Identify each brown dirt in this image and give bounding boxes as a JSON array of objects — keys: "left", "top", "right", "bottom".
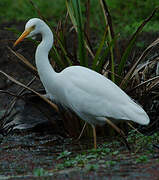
[{"left": 0, "top": 21, "right": 43, "bottom": 109}]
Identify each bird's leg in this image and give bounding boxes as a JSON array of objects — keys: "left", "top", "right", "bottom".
[
  {"left": 105, "top": 118, "right": 131, "bottom": 151},
  {"left": 105, "top": 119, "right": 125, "bottom": 136},
  {"left": 76, "top": 122, "right": 87, "bottom": 141},
  {"left": 92, "top": 125, "right": 97, "bottom": 149}
]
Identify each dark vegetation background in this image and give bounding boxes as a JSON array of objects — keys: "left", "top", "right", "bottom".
[
  {"left": 0, "top": 0, "right": 159, "bottom": 133},
  {"left": 0, "top": 0, "right": 159, "bottom": 37}
]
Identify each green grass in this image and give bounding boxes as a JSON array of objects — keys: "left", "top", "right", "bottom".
[
  {"left": 1, "top": 0, "right": 159, "bottom": 36},
  {"left": 106, "top": 0, "right": 159, "bottom": 36},
  {"left": 54, "top": 131, "right": 159, "bottom": 170},
  {"left": 135, "top": 155, "right": 149, "bottom": 163},
  {"left": 0, "top": 0, "right": 66, "bottom": 25},
  {"left": 33, "top": 168, "right": 49, "bottom": 176},
  {"left": 54, "top": 131, "right": 159, "bottom": 171}
]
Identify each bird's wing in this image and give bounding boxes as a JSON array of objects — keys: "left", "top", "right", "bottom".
[
  {"left": 59, "top": 66, "right": 129, "bottom": 115},
  {"left": 58, "top": 66, "right": 149, "bottom": 125}
]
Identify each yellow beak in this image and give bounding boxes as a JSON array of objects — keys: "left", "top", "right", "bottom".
[{"left": 13, "top": 27, "right": 32, "bottom": 47}]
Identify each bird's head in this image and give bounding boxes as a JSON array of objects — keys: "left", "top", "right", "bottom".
[{"left": 14, "top": 18, "right": 44, "bottom": 47}]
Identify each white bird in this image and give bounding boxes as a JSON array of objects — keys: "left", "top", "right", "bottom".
[{"left": 14, "top": 18, "right": 150, "bottom": 149}]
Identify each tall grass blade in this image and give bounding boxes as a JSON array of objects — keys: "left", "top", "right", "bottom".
[
  {"left": 67, "top": 0, "right": 88, "bottom": 67},
  {"left": 66, "top": 0, "right": 94, "bottom": 60},
  {"left": 99, "top": 0, "right": 116, "bottom": 82},
  {"left": 95, "top": 36, "right": 117, "bottom": 73},
  {"left": 66, "top": 0, "right": 77, "bottom": 31},
  {"left": 118, "top": 7, "right": 159, "bottom": 79},
  {"left": 85, "top": 0, "right": 90, "bottom": 41},
  {"left": 92, "top": 26, "right": 108, "bottom": 71},
  {"left": 110, "top": 42, "right": 115, "bottom": 82},
  {"left": 54, "top": 39, "right": 73, "bottom": 67},
  {"left": 73, "top": 0, "right": 87, "bottom": 67},
  {"left": 100, "top": 0, "right": 115, "bottom": 40},
  {"left": 50, "top": 47, "right": 66, "bottom": 68}
]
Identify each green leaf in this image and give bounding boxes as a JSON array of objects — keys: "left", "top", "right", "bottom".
[
  {"left": 92, "top": 26, "right": 108, "bottom": 71},
  {"left": 95, "top": 36, "right": 117, "bottom": 73},
  {"left": 67, "top": 0, "right": 88, "bottom": 67},
  {"left": 50, "top": 47, "right": 66, "bottom": 68},
  {"left": 52, "top": 30, "right": 73, "bottom": 67},
  {"left": 99, "top": 0, "right": 117, "bottom": 82},
  {"left": 66, "top": 0, "right": 77, "bottom": 31}
]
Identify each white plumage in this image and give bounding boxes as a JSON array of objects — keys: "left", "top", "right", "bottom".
[{"left": 14, "top": 18, "right": 150, "bottom": 148}]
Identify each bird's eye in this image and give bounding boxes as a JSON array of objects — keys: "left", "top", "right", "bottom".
[{"left": 31, "top": 25, "right": 36, "bottom": 30}]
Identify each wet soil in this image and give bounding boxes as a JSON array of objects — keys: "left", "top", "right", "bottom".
[
  {"left": 0, "top": 131, "right": 159, "bottom": 180},
  {"left": 0, "top": 21, "right": 159, "bottom": 179}
]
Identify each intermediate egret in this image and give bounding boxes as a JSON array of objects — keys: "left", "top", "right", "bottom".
[{"left": 14, "top": 18, "right": 150, "bottom": 149}]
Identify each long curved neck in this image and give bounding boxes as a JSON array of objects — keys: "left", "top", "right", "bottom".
[
  {"left": 35, "top": 23, "right": 57, "bottom": 89},
  {"left": 35, "top": 24, "right": 54, "bottom": 73}
]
